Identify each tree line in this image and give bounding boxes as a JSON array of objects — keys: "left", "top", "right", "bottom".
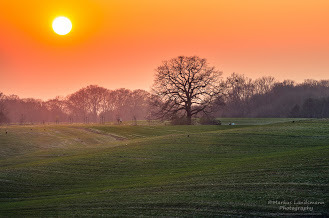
[
  {"left": 219, "top": 74, "right": 329, "bottom": 118},
  {"left": 0, "top": 87, "right": 150, "bottom": 124},
  {"left": 1, "top": 56, "right": 329, "bottom": 125}
]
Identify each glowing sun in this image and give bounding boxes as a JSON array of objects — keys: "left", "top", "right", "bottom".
[{"left": 52, "top": 17, "right": 72, "bottom": 35}]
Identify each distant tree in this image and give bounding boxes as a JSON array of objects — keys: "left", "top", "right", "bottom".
[
  {"left": 130, "top": 89, "right": 150, "bottom": 121},
  {"left": 282, "top": 80, "right": 295, "bottom": 87},
  {"left": 151, "top": 56, "right": 223, "bottom": 125},
  {"left": 302, "top": 98, "right": 318, "bottom": 118},
  {"left": 0, "top": 93, "right": 9, "bottom": 124},
  {"left": 254, "top": 76, "right": 275, "bottom": 94},
  {"left": 67, "top": 85, "right": 109, "bottom": 122},
  {"left": 111, "top": 88, "right": 132, "bottom": 121},
  {"left": 19, "top": 98, "right": 44, "bottom": 124},
  {"left": 19, "top": 113, "right": 25, "bottom": 125},
  {"left": 91, "top": 88, "right": 150, "bottom": 123},
  {"left": 289, "top": 104, "right": 301, "bottom": 118},
  {"left": 45, "top": 97, "right": 67, "bottom": 123},
  {"left": 132, "top": 115, "right": 137, "bottom": 126},
  {"left": 318, "top": 80, "right": 329, "bottom": 87},
  {"left": 301, "top": 97, "right": 329, "bottom": 118},
  {"left": 84, "top": 85, "right": 109, "bottom": 122},
  {"left": 223, "top": 73, "right": 255, "bottom": 117},
  {"left": 321, "top": 97, "right": 329, "bottom": 118},
  {"left": 303, "top": 79, "right": 318, "bottom": 87},
  {"left": 225, "top": 73, "right": 255, "bottom": 102}
]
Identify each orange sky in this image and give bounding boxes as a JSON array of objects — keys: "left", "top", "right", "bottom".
[{"left": 1, "top": 0, "right": 329, "bottom": 100}]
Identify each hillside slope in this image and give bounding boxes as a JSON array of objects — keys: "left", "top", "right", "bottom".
[{"left": 0, "top": 119, "right": 328, "bottom": 216}]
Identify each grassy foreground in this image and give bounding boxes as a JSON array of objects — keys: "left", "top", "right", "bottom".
[{"left": 0, "top": 119, "right": 328, "bottom": 216}]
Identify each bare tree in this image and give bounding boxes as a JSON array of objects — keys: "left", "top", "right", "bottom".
[
  {"left": 111, "top": 88, "right": 132, "bottom": 120},
  {"left": 67, "top": 89, "right": 89, "bottom": 122},
  {"left": 45, "top": 96, "right": 67, "bottom": 123},
  {"left": 151, "top": 56, "right": 223, "bottom": 125},
  {"left": 130, "top": 89, "right": 150, "bottom": 121},
  {"left": 254, "top": 76, "right": 275, "bottom": 94},
  {"left": 84, "top": 85, "right": 109, "bottom": 122},
  {"left": 225, "top": 73, "right": 255, "bottom": 101},
  {"left": 0, "top": 92, "right": 9, "bottom": 124},
  {"left": 66, "top": 85, "right": 109, "bottom": 123},
  {"left": 223, "top": 73, "right": 255, "bottom": 117}
]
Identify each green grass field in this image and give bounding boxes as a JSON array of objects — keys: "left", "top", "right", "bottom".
[{"left": 0, "top": 118, "right": 328, "bottom": 216}]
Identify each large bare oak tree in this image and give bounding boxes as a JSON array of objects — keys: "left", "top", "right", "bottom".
[{"left": 151, "top": 56, "right": 223, "bottom": 124}]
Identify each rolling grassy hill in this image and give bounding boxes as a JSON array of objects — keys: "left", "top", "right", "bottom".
[{"left": 0, "top": 119, "right": 328, "bottom": 216}]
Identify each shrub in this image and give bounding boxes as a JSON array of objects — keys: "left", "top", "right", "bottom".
[
  {"left": 170, "top": 116, "right": 191, "bottom": 125},
  {"left": 199, "top": 116, "right": 221, "bottom": 125}
]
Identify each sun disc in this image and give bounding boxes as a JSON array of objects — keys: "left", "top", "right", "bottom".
[{"left": 52, "top": 17, "right": 72, "bottom": 35}]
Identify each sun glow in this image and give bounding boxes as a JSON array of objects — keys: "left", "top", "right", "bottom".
[{"left": 52, "top": 16, "right": 72, "bottom": 35}]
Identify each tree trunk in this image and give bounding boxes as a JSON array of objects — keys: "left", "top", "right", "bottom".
[
  {"left": 186, "top": 114, "right": 192, "bottom": 125},
  {"left": 186, "top": 100, "right": 192, "bottom": 125}
]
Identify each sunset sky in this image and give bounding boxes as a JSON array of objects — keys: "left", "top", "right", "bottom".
[{"left": 1, "top": 0, "right": 329, "bottom": 100}]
